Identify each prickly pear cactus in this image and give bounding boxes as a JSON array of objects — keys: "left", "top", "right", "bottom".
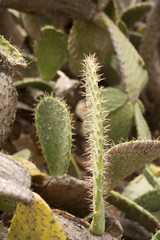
[
  {"left": 104, "top": 140, "right": 160, "bottom": 194},
  {"left": 68, "top": 20, "right": 112, "bottom": 75},
  {"left": 35, "top": 96, "right": 72, "bottom": 178},
  {"left": 121, "top": 2, "right": 153, "bottom": 29},
  {"left": 0, "top": 35, "right": 26, "bottom": 67},
  {"left": 0, "top": 36, "right": 26, "bottom": 148},
  {"left": 35, "top": 26, "right": 67, "bottom": 81},
  {"left": 94, "top": 12, "right": 148, "bottom": 103},
  {"left": 107, "top": 190, "right": 160, "bottom": 232},
  {"left": 8, "top": 192, "right": 66, "bottom": 240},
  {"left": 82, "top": 55, "right": 106, "bottom": 236},
  {"left": 134, "top": 102, "right": 151, "bottom": 140},
  {"left": 0, "top": 72, "right": 17, "bottom": 148}
]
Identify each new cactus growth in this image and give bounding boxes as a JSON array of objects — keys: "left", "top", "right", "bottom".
[
  {"left": 35, "top": 96, "right": 72, "bottom": 178},
  {"left": 82, "top": 55, "right": 106, "bottom": 235}
]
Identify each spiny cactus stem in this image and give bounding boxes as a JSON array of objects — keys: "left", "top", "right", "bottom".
[{"left": 82, "top": 55, "right": 105, "bottom": 236}]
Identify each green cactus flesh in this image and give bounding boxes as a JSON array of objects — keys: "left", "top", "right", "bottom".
[
  {"left": 101, "top": 87, "right": 127, "bottom": 113},
  {"left": 0, "top": 35, "right": 26, "bottom": 67},
  {"left": 122, "top": 174, "right": 154, "bottom": 201},
  {"left": 94, "top": 12, "right": 148, "bottom": 103},
  {"left": 135, "top": 188, "right": 160, "bottom": 212},
  {"left": 104, "top": 140, "right": 160, "bottom": 194},
  {"left": 14, "top": 78, "right": 55, "bottom": 95},
  {"left": 134, "top": 101, "right": 151, "bottom": 140},
  {"left": 35, "top": 26, "right": 67, "bottom": 81},
  {"left": 68, "top": 19, "right": 112, "bottom": 75},
  {"left": 82, "top": 55, "right": 105, "bottom": 235},
  {"left": 121, "top": 2, "right": 153, "bottom": 29},
  {"left": 143, "top": 165, "right": 160, "bottom": 188},
  {"left": 107, "top": 190, "right": 160, "bottom": 232},
  {"left": 105, "top": 101, "right": 134, "bottom": 144},
  {"left": 35, "top": 96, "right": 72, "bottom": 178}
]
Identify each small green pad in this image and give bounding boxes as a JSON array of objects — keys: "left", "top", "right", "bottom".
[
  {"left": 35, "top": 26, "right": 67, "bottom": 81},
  {"left": 35, "top": 97, "right": 72, "bottom": 178},
  {"left": 0, "top": 35, "right": 26, "bottom": 67},
  {"left": 8, "top": 192, "right": 66, "bottom": 240}
]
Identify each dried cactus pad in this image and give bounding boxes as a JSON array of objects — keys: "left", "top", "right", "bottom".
[
  {"left": 0, "top": 153, "right": 33, "bottom": 213},
  {"left": 8, "top": 192, "right": 66, "bottom": 240},
  {"left": 0, "top": 72, "right": 17, "bottom": 148},
  {"left": 0, "top": 35, "right": 26, "bottom": 67}
]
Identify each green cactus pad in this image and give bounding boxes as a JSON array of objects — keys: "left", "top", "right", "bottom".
[
  {"left": 134, "top": 102, "right": 151, "bottom": 140},
  {"left": 8, "top": 192, "right": 66, "bottom": 240},
  {"left": 143, "top": 166, "right": 160, "bottom": 188},
  {"left": 122, "top": 174, "right": 154, "bottom": 201},
  {"left": 35, "top": 96, "right": 72, "bottom": 178},
  {"left": 68, "top": 20, "right": 112, "bottom": 75},
  {"left": 14, "top": 78, "right": 55, "bottom": 94},
  {"left": 107, "top": 190, "right": 160, "bottom": 232},
  {"left": 121, "top": 2, "right": 153, "bottom": 29},
  {"left": 104, "top": 140, "right": 160, "bottom": 194},
  {"left": 35, "top": 26, "right": 67, "bottom": 81},
  {"left": 135, "top": 188, "right": 160, "bottom": 212},
  {"left": 0, "top": 35, "right": 26, "bottom": 67},
  {"left": 106, "top": 101, "right": 134, "bottom": 144},
  {"left": 94, "top": 12, "right": 148, "bottom": 103},
  {"left": 102, "top": 87, "right": 127, "bottom": 113}
]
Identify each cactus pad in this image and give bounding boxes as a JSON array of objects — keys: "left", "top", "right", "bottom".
[
  {"left": 102, "top": 87, "right": 127, "bottom": 113},
  {"left": 104, "top": 140, "right": 160, "bottom": 194},
  {"left": 68, "top": 20, "right": 112, "bottom": 75},
  {"left": 8, "top": 192, "right": 66, "bottom": 240},
  {"left": 94, "top": 12, "right": 148, "bottom": 103},
  {"left": 107, "top": 190, "right": 160, "bottom": 232},
  {"left": 0, "top": 35, "right": 26, "bottom": 67},
  {"left": 121, "top": 2, "right": 153, "bottom": 29},
  {"left": 35, "top": 96, "right": 72, "bottom": 178},
  {"left": 134, "top": 101, "right": 151, "bottom": 140},
  {"left": 106, "top": 101, "right": 134, "bottom": 143},
  {"left": 0, "top": 72, "right": 17, "bottom": 148},
  {"left": 82, "top": 55, "right": 105, "bottom": 235},
  {"left": 35, "top": 26, "right": 67, "bottom": 81}
]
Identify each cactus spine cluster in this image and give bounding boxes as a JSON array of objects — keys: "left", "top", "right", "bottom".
[{"left": 82, "top": 55, "right": 106, "bottom": 235}]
